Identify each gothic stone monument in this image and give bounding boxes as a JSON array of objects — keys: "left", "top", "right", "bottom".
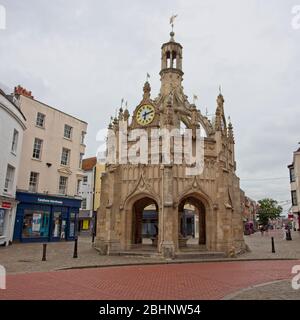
[{"left": 95, "top": 31, "right": 246, "bottom": 258}]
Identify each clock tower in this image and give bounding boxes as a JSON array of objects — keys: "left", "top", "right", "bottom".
[{"left": 95, "top": 29, "right": 246, "bottom": 259}]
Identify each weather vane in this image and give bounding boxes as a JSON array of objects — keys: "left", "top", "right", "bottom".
[{"left": 170, "top": 14, "right": 178, "bottom": 32}]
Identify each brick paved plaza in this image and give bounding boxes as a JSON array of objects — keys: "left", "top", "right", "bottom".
[
  {"left": 0, "top": 230, "right": 300, "bottom": 299},
  {"left": 0, "top": 260, "right": 299, "bottom": 300}
]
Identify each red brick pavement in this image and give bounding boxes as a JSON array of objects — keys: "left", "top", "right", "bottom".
[{"left": 0, "top": 260, "right": 299, "bottom": 300}]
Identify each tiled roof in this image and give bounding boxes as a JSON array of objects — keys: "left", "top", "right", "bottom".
[{"left": 82, "top": 157, "right": 97, "bottom": 171}]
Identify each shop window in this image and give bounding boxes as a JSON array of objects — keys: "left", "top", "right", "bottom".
[
  {"left": 69, "top": 212, "right": 77, "bottom": 238},
  {"left": 0, "top": 209, "right": 5, "bottom": 236},
  {"left": 64, "top": 124, "right": 73, "bottom": 139},
  {"left": 52, "top": 212, "right": 66, "bottom": 239},
  {"left": 22, "top": 210, "right": 50, "bottom": 238}
]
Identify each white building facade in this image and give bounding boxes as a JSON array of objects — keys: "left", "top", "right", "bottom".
[
  {"left": 78, "top": 157, "right": 97, "bottom": 233},
  {"left": 288, "top": 146, "right": 300, "bottom": 231},
  {"left": 0, "top": 89, "right": 26, "bottom": 246}
]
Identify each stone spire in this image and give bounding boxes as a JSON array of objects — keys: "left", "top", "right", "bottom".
[
  {"left": 215, "top": 91, "right": 225, "bottom": 132},
  {"left": 160, "top": 31, "right": 184, "bottom": 96},
  {"left": 228, "top": 117, "right": 234, "bottom": 143},
  {"left": 142, "top": 81, "right": 151, "bottom": 102}
]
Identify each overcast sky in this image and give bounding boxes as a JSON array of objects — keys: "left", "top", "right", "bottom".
[{"left": 0, "top": 0, "right": 299, "bottom": 212}]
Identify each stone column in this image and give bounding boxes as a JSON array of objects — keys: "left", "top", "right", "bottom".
[
  {"left": 159, "top": 164, "right": 176, "bottom": 258},
  {"left": 104, "top": 168, "right": 121, "bottom": 255}
]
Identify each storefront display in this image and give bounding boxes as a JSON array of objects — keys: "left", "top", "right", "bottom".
[
  {"left": 14, "top": 192, "right": 81, "bottom": 243},
  {"left": 22, "top": 210, "right": 50, "bottom": 238}
]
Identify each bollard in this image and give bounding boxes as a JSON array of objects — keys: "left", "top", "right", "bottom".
[
  {"left": 287, "top": 229, "right": 292, "bottom": 241},
  {"left": 271, "top": 237, "right": 275, "bottom": 253},
  {"left": 73, "top": 238, "right": 78, "bottom": 258},
  {"left": 42, "top": 243, "right": 47, "bottom": 261}
]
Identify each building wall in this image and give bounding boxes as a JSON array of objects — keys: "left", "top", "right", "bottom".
[
  {"left": 16, "top": 95, "right": 87, "bottom": 196},
  {"left": 0, "top": 92, "right": 26, "bottom": 245},
  {"left": 291, "top": 150, "right": 300, "bottom": 213},
  {"left": 94, "top": 163, "right": 105, "bottom": 211},
  {"left": 79, "top": 169, "right": 94, "bottom": 211}
]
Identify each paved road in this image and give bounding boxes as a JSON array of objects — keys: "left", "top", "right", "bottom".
[{"left": 0, "top": 260, "right": 299, "bottom": 300}]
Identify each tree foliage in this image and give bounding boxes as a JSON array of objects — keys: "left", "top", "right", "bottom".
[{"left": 257, "top": 198, "right": 282, "bottom": 226}]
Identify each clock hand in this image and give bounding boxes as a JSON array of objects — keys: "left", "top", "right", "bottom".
[{"left": 143, "top": 110, "right": 154, "bottom": 118}]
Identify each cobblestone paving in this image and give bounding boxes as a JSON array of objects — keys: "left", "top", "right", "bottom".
[
  {"left": 240, "top": 229, "right": 300, "bottom": 260},
  {"left": 0, "top": 260, "right": 298, "bottom": 300}
]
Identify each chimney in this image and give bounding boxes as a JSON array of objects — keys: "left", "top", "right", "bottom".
[{"left": 14, "top": 85, "right": 34, "bottom": 99}]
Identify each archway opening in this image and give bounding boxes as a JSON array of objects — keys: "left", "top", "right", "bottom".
[
  {"left": 132, "top": 197, "right": 159, "bottom": 248},
  {"left": 178, "top": 196, "right": 206, "bottom": 248}
]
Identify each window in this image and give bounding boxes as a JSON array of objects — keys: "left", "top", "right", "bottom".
[
  {"left": 64, "top": 124, "right": 73, "bottom": 139},
  {"left": 0, "top": 209, "right": 5, "bottom": 236},
  {"left": 36, "top": 112, "right": 45, "bottom": 128},
  {"left": 77, "top": 180, "right": 81, "bottom": 195},
  {"left": 59, "top": 176, "right": 68, "bottom": 194},
  {"left": 81, "top": 131, "right": 86, "bottom": 144},
  {"left": 4, "top": 165, "right": 15, "bottom": 193},
  {"left": 290, "top": 167, "right": 296, "bottom": 183},
  {"left": 79, "top": 153, "right": 84, "bottom": 168},
  {"left": 291, "top": 190, "right": 298, "bottom": 206},
  {"left": 81, "top": 198, "right": 87, "bottom": 210},
  {"left": 11, "top": 129, "right": 19, "bottom": 153},
  {"left": 83, "top": 176, "right": 88, "bottom": 185},
  {"left": 69, "top": 212, "right": 77, "bottom": 238},
  {"left": 22, "top": 209, "right": 50, "bottom": 238},
  {"left": 32, "top": 138, "right": 43, "bottom": 160},
  {"left": 61, "top": 148, "right": 70, "bottom": 166},
  {"left": 29, "top": 172, "right": 39, "bottom": 192}
]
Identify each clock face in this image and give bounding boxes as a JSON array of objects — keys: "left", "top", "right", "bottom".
[{"left": 136, "top": 104, "right": 155, "bottom": 125}]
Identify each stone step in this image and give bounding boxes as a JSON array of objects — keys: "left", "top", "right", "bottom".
[
  {"left": 175, "top": 251, "right": 226, "bottom": 260},
  {"left": 119, "top": 251, "right": 161, "bottom": 257}
]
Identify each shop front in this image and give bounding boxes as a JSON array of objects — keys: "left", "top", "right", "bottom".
[
  {"left": 0, "top": 198, "right": 17, "bottom": 246},
  {"left": 78, "top": 210, "right": 93, "bottom": 234},
  {"left": 13, "top": 192, "right": 81, "bottom": 243}
]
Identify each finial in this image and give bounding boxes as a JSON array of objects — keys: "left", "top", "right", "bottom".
[
  {"left": 193, "top": 94, "right": 198, "bottom": 105},
  {"left": 169, "top": 14, "right": 178, "bottom": 41},
  {"left": 219, "top": 85, "right": 222, "bottom": 95},
  {"left": 146, "top": 73, "right": 150, "bottom": 82}
]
